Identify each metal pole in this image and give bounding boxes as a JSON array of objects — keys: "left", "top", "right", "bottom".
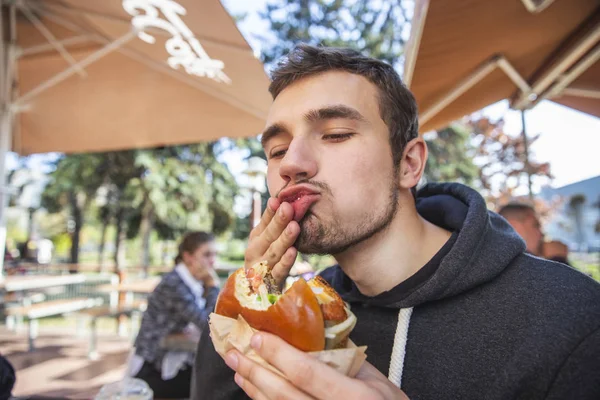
[
  {"left": 0, "top": 112, "right": 12, "bottom": 278},
  {"left": 0, "top": 3, "right": 5, "bottom": 100},
  {"left": 19, "top": 3, "right": 87, "bottom": 77},
  {"left": 521, "top": 109, "right": 533, "bottom": 200},
  {"left": 0, "top": 3, "right": 10, "bottom": 279}
]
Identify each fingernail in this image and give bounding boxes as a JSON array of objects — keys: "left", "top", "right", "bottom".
[
  {"left": 251, "top": 334, "right": 262, "bottom": 350},
  {"left": 234, "top": 373, "right": 244, "bottom": 387},
  {"left": 225, "top": 352, "right": 238, "bottom": 369},
  {"left": 286, "top": 224, "right": 294, "bottom": 235}
]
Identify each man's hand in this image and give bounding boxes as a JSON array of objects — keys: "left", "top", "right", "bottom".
[
  {"left": 223, "top": 332, "right": 409, "bottom": 400},
  {"left": 245, "top": 198, "right": 300, "bottom": 286}
]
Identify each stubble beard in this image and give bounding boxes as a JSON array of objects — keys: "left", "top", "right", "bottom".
[{"left": 295, "top": 176, "right": 400, "bottom": 255}]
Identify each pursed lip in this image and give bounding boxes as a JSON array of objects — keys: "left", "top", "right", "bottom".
[{"left": 277, "top": 184, "right": 321, "bottom": 204}]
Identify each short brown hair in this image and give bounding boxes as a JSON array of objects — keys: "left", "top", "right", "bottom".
[
  {"left": 269, "top": 44, "right": 419, "bottom": 169},
  {"left": 497, "top": 202, "right": 536, "bottom": 221}
]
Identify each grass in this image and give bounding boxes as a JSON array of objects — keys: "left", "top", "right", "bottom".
[{"left": 570, "top": 253, "right": 600, "bottom": 282}]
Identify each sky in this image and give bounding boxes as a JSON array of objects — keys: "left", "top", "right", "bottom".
[{"left": 221, "top": 0, "right": 600, "bottom": 193}]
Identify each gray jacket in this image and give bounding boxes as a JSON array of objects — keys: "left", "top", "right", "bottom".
[{"left": 134, "top": 268, "right": 219, "bottom": 371}]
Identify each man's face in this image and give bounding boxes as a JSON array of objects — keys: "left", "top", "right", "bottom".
[
  {"left": 511, "top": 212, "right": 543, "bottom": 256},
  {"left": 262, "top": 71, "right": 400, "bottom": 254}
]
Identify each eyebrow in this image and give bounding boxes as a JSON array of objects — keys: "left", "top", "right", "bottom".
[
  {"left": 260, "top": 123, "right": 288, "bottom": 148},
  {"left": 304, "top": 104, "right": 367, "bottom": 124},
  {"left": 261, "top": 105, "right": 367, "bottom": 148}
]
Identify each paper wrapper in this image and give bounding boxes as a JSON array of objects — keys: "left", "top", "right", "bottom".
[{"left": 209, "top": 313, "right": 367, "bottom": 378}]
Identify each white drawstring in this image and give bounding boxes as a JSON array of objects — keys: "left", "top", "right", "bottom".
[{"left": 388, "top": 307, "right": 414, "bottom": 388}]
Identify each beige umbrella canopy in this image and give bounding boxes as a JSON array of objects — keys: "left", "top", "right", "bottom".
[
  {"left": 0, "top": 0, "right": 272, "bottom": 275},
  {"left": 6, "top": 0, "right": 272, "bottom": 154},
  {"left": 404, "top": 0, "right": 600, "bottom": 133}
]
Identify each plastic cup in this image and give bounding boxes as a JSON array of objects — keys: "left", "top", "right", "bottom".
[{"left": 94, "top": 378, "right": 153, "bottom": 400}]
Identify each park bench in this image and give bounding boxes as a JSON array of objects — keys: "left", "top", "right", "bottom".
[{"left": 5, "top": 297, "right": 104, "bottom": 350}]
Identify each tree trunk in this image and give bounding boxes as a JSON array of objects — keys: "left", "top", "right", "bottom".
[
  {"left": 26, "top": 208, "right": 35, "bottom": 240},
  {"left": 69, "top": 191, "right": 82, "bottom": 272},
  {"left": 113, "top": 207, "right": 126, "bottom": 271},
  {"left": 98, "top": 216, "right": 110, "bottom": 272},
  {"left": 140, "top": 198, "right": 155, "bottom": 277}
]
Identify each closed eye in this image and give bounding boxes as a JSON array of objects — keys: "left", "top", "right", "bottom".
[
  {"left": 268, "top": 148, "right": 287, "bottom": 160},
  {"left": 322, "top": 133, "right": 355, "bottom": 142}
]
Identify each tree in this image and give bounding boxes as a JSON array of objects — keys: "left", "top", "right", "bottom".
[
  {"left": 94, "top": 150, "right": 141, "bottom": 270},
  {"left": 259, "top": 0, "right": 410, "bottom": 67},
  {"left": 468, "top": 117, "right": 552, "bottom": 207},
  {"left": 423, "top": 123, "right": 479, "bottom": 185},
  {"left": 41, "top": 154, "right": 108, "bottom": 264},
  {"left": 94, "top": 142, "right": 238, "bottom": 273}
]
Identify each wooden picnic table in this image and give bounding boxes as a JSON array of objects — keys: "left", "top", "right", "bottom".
[
  {"left": 97, "top": 277, "right": 161, "bottom": 294},
  {"left": 0, "top": 274, "right": 110, "bottom": 351},
  {"left": 0, "top": 274, "right": 87, "bottom": 292}
]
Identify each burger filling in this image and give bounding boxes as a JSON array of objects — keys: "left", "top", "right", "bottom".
[{"left": 235, "top": 262, "right": 282, "bottom": 310}]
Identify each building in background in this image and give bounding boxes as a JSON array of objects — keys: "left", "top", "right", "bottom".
[{"left": 540, "top": 176, "right": 600, "bottom": 252}]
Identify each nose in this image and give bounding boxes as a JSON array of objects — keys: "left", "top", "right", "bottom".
[{"left": 278, "top": 137, "right": 317, "bottom": 184}]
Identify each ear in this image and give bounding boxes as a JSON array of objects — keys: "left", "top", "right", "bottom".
[
  {"left": 399, "top": 137, "right": 428, "bottom": 190},
  {"left": 181, "top": 251, "right": 191, "bottom": 264}
]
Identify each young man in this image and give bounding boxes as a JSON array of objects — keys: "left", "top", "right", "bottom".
[{"left": 192, "top": 45, "right": 600, "bottom": 399}]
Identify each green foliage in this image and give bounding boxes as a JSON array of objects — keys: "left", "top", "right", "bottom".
[
  {"left": 52, "top": 233, "right": 72, "bottom": 258},
  {"left": 36, "top": 137, "right": 239, "bottom": 266},
  {"left": 423, "top": 123, "right": 479, "bottom": 185},
  {"left": 41, "top": 153, "right": 110, "bottom": 262},
  {"left": 41, "top": 153, "right": 107, "bottom": 213},
  {"left": 222, "top": 239, "right": 247, "bottom": 262},
  {"left": 259, "top": 0, "right": 410, "bottom": 67}
]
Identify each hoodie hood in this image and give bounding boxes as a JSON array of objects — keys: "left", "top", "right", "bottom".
[{"left": 323, "top": 182, "right": 526, "bottom": 309}]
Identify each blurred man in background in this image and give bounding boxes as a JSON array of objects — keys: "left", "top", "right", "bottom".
[
  {"left": 498, "top": 203, "right": 544, "bottom": 256},
  {"left": 498, "top": 202, "right": 570, "bottom": 265}
]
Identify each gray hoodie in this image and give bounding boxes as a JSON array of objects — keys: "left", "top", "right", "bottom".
[{"left": 192, "top": 183, "right": 600, "bottom": 399}]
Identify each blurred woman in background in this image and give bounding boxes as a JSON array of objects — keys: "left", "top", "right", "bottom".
[{"left": 130, "top": 231, "right": 220, "bottom": 399}]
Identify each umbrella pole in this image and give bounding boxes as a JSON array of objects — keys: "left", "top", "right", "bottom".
[
  {"left": 0, "top": 4, "right": 5, "bottom": 279},
  {"left": 0, "top": 110, "right": 11, "bottom": 279},
  {"left": 0, "top": 2, "right": 15, "bottom": 279},
  {"left": 521, "top": 109, "right": 533, "bottom": 200}
]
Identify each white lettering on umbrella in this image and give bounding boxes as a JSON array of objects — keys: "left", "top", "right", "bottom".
[{"left": 123, "top": 0, "right": 231, "bottom": 84}]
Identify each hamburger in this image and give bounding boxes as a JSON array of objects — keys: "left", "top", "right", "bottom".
[{"left": 214, "top": 261, "right": 357, "bottom": 352}]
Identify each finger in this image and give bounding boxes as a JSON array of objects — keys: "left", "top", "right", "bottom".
[
  {"left": 263, "top": 220, "right": 299, "bottom": 268},
  {"left": 226, "top": 350, "right": 312, "bottom": 400},
  {"left": 271, "top": 246, "right": 298, "bottom": 286},
  {"left": 255, "top": 202, "right": 294, "bottom": 255},
  {"left": 250, "top": 198, "right": 280, "bottom": 240},
  {"left": 355, "top": 361, "right": 389, "bottom": 383},
  {"left": 355, "top": 362, "right": 409, "bottom": 399},
  {"left": 250, "top": 332, "right": 364, "bottom": 399},
  {"left": 234, "top": 373, "right": 268, "bottom": 400}
]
